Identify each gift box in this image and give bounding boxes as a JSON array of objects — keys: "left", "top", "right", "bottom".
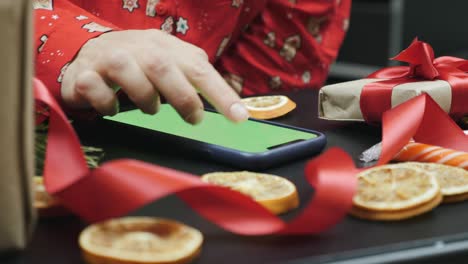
[
  {"left": 319, "top": 39, "right": 468, "bottom": 123},
  {"left": 0, "top": 0, "right": 36, "bottom": 252}
]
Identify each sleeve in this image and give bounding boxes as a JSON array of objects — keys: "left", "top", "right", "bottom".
[
  {"left": 216, "top": 0, "right": 352, "bottom": 96},
  {"left": 34, "top": 0, "right": 119, "bottom": 104}
]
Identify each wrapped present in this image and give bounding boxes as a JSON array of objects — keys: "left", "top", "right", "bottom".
[{"left": 319, "top": 39, "right": 468, "bottom": 123}]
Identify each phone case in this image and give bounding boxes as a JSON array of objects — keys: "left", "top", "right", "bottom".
[
  {"left": 193, "top": 111, "right": 327, "bottom": 170},
  {"left": 101, "top": 110, "right": 327, "bottom": 171}
]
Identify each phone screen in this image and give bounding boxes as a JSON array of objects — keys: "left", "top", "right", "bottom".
[{"left": 104, "top": 104, "right": 317, "bottom": 153}]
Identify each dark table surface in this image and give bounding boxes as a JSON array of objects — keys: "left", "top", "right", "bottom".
[{"left": 4, "top": 90, "right": 468, "bottom": 264}]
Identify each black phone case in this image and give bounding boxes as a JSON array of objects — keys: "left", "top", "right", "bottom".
[{"left": 101, "top": 112, "right": 327, "bottom": 171}]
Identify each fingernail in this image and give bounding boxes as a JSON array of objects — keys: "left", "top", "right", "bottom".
[
  {"left": 185, "top": 108, "right": 204, "bottom": 125},
  {"left": 154, "top": 96, "right": 161, "bottom": 113},
  {"left": 115, "top": 100, "right": 120, "bottom": 114},
  {"left": 147, "top": 98, "right": 159, "bottom": 115},
  {"left": 230, "top": 102, "right": 249, "bottom": 122},
  {"left": 107, "top": 100, "right": 120, "bottom": 116}
]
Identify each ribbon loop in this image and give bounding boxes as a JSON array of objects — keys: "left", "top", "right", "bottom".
[{"left": 391, "top": 38, "right": 438, "bottom": 80}]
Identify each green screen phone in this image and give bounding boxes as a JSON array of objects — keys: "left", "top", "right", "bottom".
[{"left": 104, "top": 104, "right": 326, "bottom": 169}]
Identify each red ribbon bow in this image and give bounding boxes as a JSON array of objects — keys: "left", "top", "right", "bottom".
[{"left": 361, "top": 38, "right": 468, "bottom": 123}]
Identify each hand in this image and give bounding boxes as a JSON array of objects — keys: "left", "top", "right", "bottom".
[{"left": 61, "top": 29, "right": 249, "bottom": 124}]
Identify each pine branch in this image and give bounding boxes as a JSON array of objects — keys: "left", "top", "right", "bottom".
[{"left": 35, "top": 122, "right": 104, "bottom": 175}]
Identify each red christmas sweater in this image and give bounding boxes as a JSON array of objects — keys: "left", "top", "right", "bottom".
[{"left": 34, "top": 0, "right": 351, "bottom": 103}]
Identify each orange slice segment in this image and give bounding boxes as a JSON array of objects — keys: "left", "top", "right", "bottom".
[
  {"left": 79, "top": 217, "right": 203, "bottom": 264},
  {"left": 201, "top": 171, "right": 299, "bottom": 215},
  {"left": 399, "top": 162, "right": 468, "bottom": 202},
  {"left": 353, "top": 164, "right": 440, "bottom": 211},
  {"left": 34, "top": 176, "right": 69, "bottom": 217},
  {"left": 241, "top": 95, "right": 296, "bottom": 119}
]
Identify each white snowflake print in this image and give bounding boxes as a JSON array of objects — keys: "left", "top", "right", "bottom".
[
  {"left": 176, "top": 17, "right": 189, "bottom": 35},
  {"left": 51, "top": 14, "right": 59, "bottom": 20},
  {"left": 216, "top": 36, "right": 231, "bottom": 58},
  {"left": 146, "top": 0, "right": 160, "bottom": 17},
  {"left": 33, "top": 0, "right": 53, "bottom": 10},
  {"left": 161, "top": 16, "right": 174, "bottom": 34},
  {"left": 302, "top": 71, "right": 311, "bottom": 84},
  {"left": 279, "top": 35, "right": 301, "bottom": 62},
  {"left": 269, "top": 76, "right": 282, "bottom": 90},
  {"left": 76, "top": 15, "right": 89, "bottom": 21},
  {"left": 38, "top": 35, "right": 48, "bottom": 53},
  {"left": 57, "top": 63, "right": 70, "bottom": 83},
  {"left": 123, "top": 0, "right": 139, "bottom": 12},
  {"left": 232, "top": 0, "right": 243, "bottom": 8},
  {"left": 263, "top": 32, "right": 276, "bottom": 48},
  {"left": 223, "top": 73, "right": 244, "bottom": 94},
  {"left": 343, "top": 18, "right": 350, "bottom": 32},
  {"left": 82, "top": 22, "right": 113, "bottom": 33}
]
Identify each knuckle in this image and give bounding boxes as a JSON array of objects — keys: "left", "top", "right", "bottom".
[
  {"left": 144, "top": 52, "right": 171, "bottom": 76},
  {"left": 187, "top": 59, "right": 211, "bottom": 81},
  {"left": 193, "top": 47, "right": 209, "bottom": 61},
  {"left": 147, "top": 29, "right": 167, "bottom": 44},
  {"left": 106, "top": 49, "right": 131, "bottom": 72},
  {"left": 74, "top": 71, "right": 96, "bottom": 94},
  {"left": 81, "top": 37, "right": 98, "bottom": 51},
  {"left": 147, "top": 28, "right": 162, "bottom": 38}
]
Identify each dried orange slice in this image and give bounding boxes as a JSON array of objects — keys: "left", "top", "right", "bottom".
[
  {"left": 34, "top": 176, "right": 69, "bottom": 217},
  {"left": 401, "top": 162, "right": 468, "bottom": 203},
  {"left": 350, "top": 193, "right": 442, "bottom": 221},
  {"left": 241, "top": 95, "right": 296, "bottom": 119},
  {"left": 79, "top": 217, "right": 203, "bottom": 264},
  {"left": 350, "top": 164, "right": 442, "bottom": 221},
  {"left": 201, "top": 171, "right": 299, "bottom": 215}
]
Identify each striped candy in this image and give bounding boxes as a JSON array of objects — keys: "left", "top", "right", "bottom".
[{"left": 394, "top": 142, "right": 468, "bottom": 170}]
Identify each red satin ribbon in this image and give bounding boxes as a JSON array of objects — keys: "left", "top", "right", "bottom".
[
  {"left": 361, "top": 39, "right": 468, "bottom": 123},
  {"left": 34, "top": 74, "right": 468, "bottom": 235},
  {"left": 34, "top": 78, "right": 357, "bottom": 235}
]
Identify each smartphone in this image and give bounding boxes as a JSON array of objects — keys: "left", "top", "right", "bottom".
[{"left": 103, "top": 104, "right": 326, "bottom": 170}]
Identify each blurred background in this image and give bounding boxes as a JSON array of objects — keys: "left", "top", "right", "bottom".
[{"left": 329, "top": 0, "right": 468, "bottom": 82}]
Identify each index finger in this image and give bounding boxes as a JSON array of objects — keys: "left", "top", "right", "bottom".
[{"left": 180, "top": 58, "right": 249, "bottom": 123}]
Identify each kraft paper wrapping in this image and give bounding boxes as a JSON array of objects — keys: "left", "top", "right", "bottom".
[
  {"left": 0, "top": 0, "right": 35, "bottom": 252},
  {"left": 318, "top": 78, "right": 452, "bottom": 121}
]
